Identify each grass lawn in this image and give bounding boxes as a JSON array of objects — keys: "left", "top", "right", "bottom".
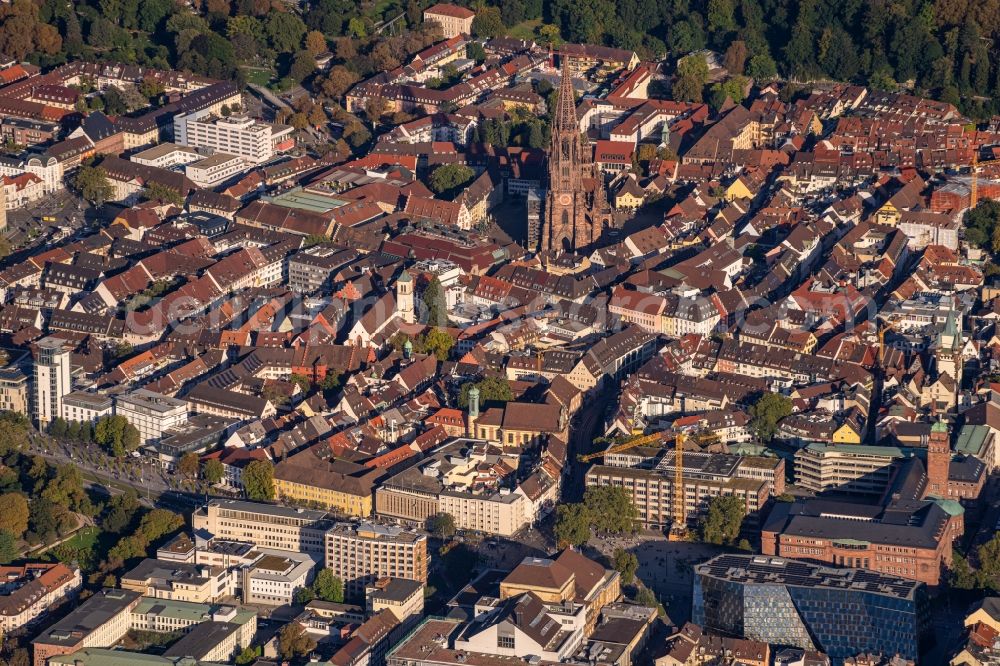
[
  {"left": 369, "top": 0, "right": 397, "bottom": 19},
  {"left": 242, "top": 67, "right": 275, "bottom": 87},
  {"left": 507, "top": 18, "right": 542, "bottom": 41},
  {"left": 55, "top": 525, "right": 99, "bottom": 552}
]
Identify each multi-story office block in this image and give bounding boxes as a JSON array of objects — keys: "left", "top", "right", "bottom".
[
  {"left": 692, "top": 554, "right": 928, "bottom": 663},
  {"left": 114, "top": 389, "right": 188, "bottom": 446},
  {"left": 324, "top": 522, "right": 428, "bottom": 601},
  {"left": 192, "top": 499, "right": 332, "bottom": 555},
  {"left": 174, "top": 110, "right": 293, "bottom": 164},
  {"left": 794, "top": 442, "right": 902, "bottom": 496}
]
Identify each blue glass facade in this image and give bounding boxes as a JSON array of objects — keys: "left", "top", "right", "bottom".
[{"left": 692, "top": 555, "right": 929, "bottom": 664}]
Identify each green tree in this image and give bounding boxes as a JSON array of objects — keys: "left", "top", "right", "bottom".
[
  {"left": 94, "top": 415, "right": 141, "bottom": 458},
  {"left": 419, "top": 328, "right": 454, "bottom": 361},
  {"left": 747, "top": 53, "right": 778, "bottom": 81},
  {"left": 49, "top": 417, "right": 68, "bottom": 438},
  {"left": 612, "top": 548, "right": 638, "bottom": 585},
  {"left": 0, "top": 529, "right": 17, "bottom": 564},
  {"left": 139, "top": 509, "right": 183, "bottom": 541},
  {"left": 144, "top": 182, "right": 183, "bottom": 205},
  {"left": 278, "top": 622, "right": 317, "bottom": 660},
  {"left": 977, "top": 533, "right": 1000, "bottom": 590},
  {"left": 748, "top": 392, "right": 792, "bottom": 442},
  {"left": 472, "top": 6, "right": 504, "bottom": 38},
  {"left": 265, "top": 12, "right": 307, "bottom": 53},
  {"left": 466, "top": 41, "right": 486, "bottom": 63},
  {"left": 74, "top": 165, "right": 113, "bottom": 205},
  {"left": 312, "top": 568, "right": 344, "bottom": 602},
  {"left": 289, "top": 50, "right": 316, "bottom": 83},
  {"left": 235, "top": 646, "right": 262, "bottom": 665},
  {"left": 243, "top": 460, "right": 275, "bottom": 501},
  {"left": 583, "top": 485, "right": 639, "bottom": 534},
  {"left": 633, "top": 586, "right": 657, "bottom": 608},
  {"left": 178, "top": 452, "right": 200, "bottom": 480},
  {"left": 0, "top": 493, "right": 29, "bottom": 537},
  {"left": 554, "top": 502, "right": 591, "bottom": 547},
  {"left": 428, "top": 163, "right": 475, "bottom": 196},
  {"left": 426, "top": 512, "right": 456, "bottom": 539},
  {"left": 672, "top": 54, "right": 709, "bottom": 102},
  {"left": 293, "top": 586, "right": 316, "bottom": 603},
  {"left": 458, "top": 376, "right": 514, "bottom": 408},
  {"left": 951, "top": 552, "right": 978, "bottom": 590},
  {"left": 203, "top": 458, "right": 225, "bottom": 485},
  {"left": 422, "top": 276, "right": 447, "bottom": 327},
  {"left": 699, "top": 495, "right": 745, "bottom": 545}
]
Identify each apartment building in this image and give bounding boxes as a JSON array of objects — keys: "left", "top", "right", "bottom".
[
  {"left": 324, "top": 522, "right": 428, "bottom": 601},
  {"left": 0, "top": 563, "right": 80, "bottom": 634},
  {"left": 33, "top": 336, "right": 71, "bottom": 428},
  {"left": 114, "top": 389, "right": 188, "bottom": 446},
  {"left": 174, "top": 110, "right": 293, "bottom": 164},
  {"left": 60, "top": 391, "right": 113, "bottom": 425},
  {"left": 367, "top": 577, "right": 425, "bottom": 623},
  {"left": 192, "top": 499, "right": 333, "bottom": 555},
  {"left": 0, "top": 367, "right": 27, "bottom": 415}
]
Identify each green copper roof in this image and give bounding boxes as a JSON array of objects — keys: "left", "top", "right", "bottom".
[
  {"left": 398, "top": 270, "right": 412, "bottom": 283},
  {"left": 931, "top": 418, "right": 949, "bottom": 434},
  {"left": 956, "top": 424, "right": 990, "bottom": 456},
  {"left": 931, "top": 497, "right": 965, "bottom": 516}
]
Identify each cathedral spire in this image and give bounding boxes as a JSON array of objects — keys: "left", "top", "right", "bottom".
[{"left": 554, "top": 55, "right": 577, "bottom": 135}]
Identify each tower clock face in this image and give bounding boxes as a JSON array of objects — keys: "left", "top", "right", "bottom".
[{"left": 559, "top": 193, "right": 572, "bottom": 205}]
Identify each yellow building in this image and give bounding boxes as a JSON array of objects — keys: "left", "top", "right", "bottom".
[
  {"left": 724, "top": 177, "right": 754, "bottom": 202},
  {"left": 832, "top": 421, "right": 863, "bottom": 444},
  {"left": 274, "top": 454, "right": 377, "bottom": 517},
  {"left": 499, "top": 549, "right": 622, "bottom": 635},
  {"left": 965, "top": 598, "right": 1000, "bottom": 633}
]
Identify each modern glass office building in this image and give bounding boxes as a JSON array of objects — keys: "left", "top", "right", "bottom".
[{"left": 693, "top": 554, "right": 929, "bottom": 663}]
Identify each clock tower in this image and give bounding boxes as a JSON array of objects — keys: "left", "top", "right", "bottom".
[{"left": 541, "top": 58, "right": 609, "bottom": 253}]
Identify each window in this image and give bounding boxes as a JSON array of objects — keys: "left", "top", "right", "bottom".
[{"left": 497, "top": 635, "right": 515, "bottom": 649}]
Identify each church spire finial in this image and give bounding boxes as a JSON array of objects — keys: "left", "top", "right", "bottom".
[{"left": 554, "top": 54, "right": 577, "bottom": 135}]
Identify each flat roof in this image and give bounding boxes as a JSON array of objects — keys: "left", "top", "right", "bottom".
[
  {"left": 695, "top": 554, "right": 923, "bottom": 601},
  {"left": 162, "top": 621, "right": 241, "bottom": 659},
  {"left": 48, "top": 649, "right": 227, "bottom": 665},
  {"left": 207, "top": 498, "right": 329, "bottom": 522},
  {"left": 269, "top": 188, "right": 347, "bottom": 213},
  {"left": 132, "top": 142, "right": 200, "bottom": 161},
  {"left": 34, "top": 589, "right": 141, "bottom": 647}
]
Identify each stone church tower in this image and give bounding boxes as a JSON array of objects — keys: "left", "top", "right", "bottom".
[
  {"left": 541, "top": 58, "right": 610, "bottom": 253},
  {"left": 925, "top": 418, "right": 951, "bottom": 498}
]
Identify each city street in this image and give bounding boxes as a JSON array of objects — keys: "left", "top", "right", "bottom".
[{"left": 23, "top": 431, "right": 202, "bottom": 511}]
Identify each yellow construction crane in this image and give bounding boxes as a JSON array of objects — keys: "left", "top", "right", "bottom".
[
  {"left": 577, "top": 432, "right": 667, "bottom": 463},
  {"left": 671, "top": 432, "right": 687, "bottom": 538},
  {"left": 878, "top": 319, "right": 895, "bottom": 367}
]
